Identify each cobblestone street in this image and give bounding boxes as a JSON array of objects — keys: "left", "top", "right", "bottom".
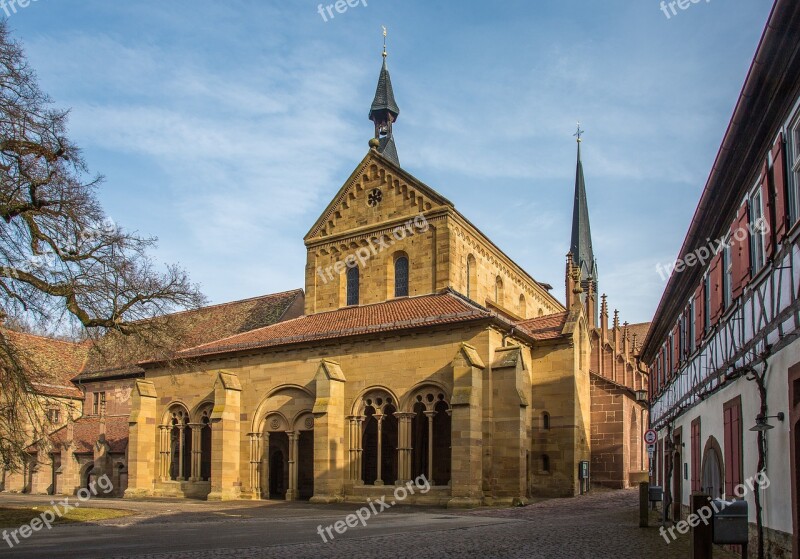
[{"left": 1, "top": 489, "right": 739, "bottom": 559}]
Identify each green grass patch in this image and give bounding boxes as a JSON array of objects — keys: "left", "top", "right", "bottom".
[{"left": 0, "top": 506, "right": 133, "bottom": 528}]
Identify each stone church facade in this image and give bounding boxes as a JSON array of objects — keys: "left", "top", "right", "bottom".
[{"left": 4, "top": 48, "right": 649, "bottom": 505}]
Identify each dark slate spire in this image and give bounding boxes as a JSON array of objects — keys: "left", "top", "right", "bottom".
[
  {"left": 570, "top": 125, "right": 598, "bottom": 320},
  {"left": 368, "top": 28, "right": 400, "bottom": 166}
]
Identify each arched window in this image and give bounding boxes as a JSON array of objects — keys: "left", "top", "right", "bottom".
[
  {"left": 519, "top": 294, "right": 527, "bottom": 317},
  {"left": 346, "top": 266, "right": 359, "bottom": 306},
  {"left": 168, "top": 406, "right": 191, "bottom": 482},
  {"left": 358, "top": 392, "right": 398, "bottom": 486},
  {"left": 394, "top": 256, "right": 409, "bottom": 297},
  {"left": 466, "top": 254, "right": 477, "bottom": 300},
  {"left": 410, "top": 390, "right": 451, "bottom": 486},
  {"left": 541, "top": 411, "right": 550, "bottom": 431},
  {"left": 495, "top": 276, "right": 504, "bottom": 305},
  {"left": 200, "top": 409, "right": 212, "bottom": 482}
]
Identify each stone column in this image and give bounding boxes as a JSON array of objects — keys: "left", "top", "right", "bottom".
[
  {"left": 208, "top": 371, "right": 242, "bottom": 501},
  {"left": 395, "top": 412, "right": 414, "bottom": 484},
  {"left": 159, "top": 426, "right": 171, "bottom": 481},
  {"left": 124, "top": 380, "right": 158, "bottom": 498},
  {"left": 189, "top": 424, "right": 203, "bottom": 482},
  {"left": 310, "top": 359, "right": 347, "bottom": 504},
  {"left": 447, "top": 344, "right": 484, "bottom": 508},
  {"left": 248, "top": 432, "right": 262, "bottom": 499},
  {"left": 177, "top": 425, "right": 186, "bottom": 481},
  {"left": 424, "top": 410, "right": 437, "bottom": 485},
  {"left": 375, "top": 412, "right": 384, "bottom": 486},
  {"left": 286, "top": 431, "right": 298, "bottom": 501},
  {"left": 347, "top": 416, "right": 364, "bottom": 483}
]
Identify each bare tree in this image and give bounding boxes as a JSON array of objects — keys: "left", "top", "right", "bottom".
[{"left": 0, "top": 21, "right": 206, "bottom": 470}]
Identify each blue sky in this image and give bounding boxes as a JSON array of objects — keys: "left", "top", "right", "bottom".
[{"left": 6, "top": 0, "right": 774, "bottom": 323}]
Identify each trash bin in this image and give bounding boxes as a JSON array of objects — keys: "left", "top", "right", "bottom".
[{"left": 711, "top": 499, "right": 749, "bottom": 545}]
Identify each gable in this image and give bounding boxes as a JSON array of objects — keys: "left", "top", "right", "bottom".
[{"left": 304, "top": 150, "right": 454, "bottom": 244}]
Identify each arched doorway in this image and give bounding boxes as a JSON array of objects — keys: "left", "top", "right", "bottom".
[
  {"left": 701, "top": 436, "right": 724, "bottom": 499},
  {"left": 268, "top": 432, "right": 289, "bottom": 499}
]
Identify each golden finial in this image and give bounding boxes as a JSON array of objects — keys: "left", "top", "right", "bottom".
[
  {"left": 574, "top": 122, "right": 584, "bottom": 143},
  {"left": 382, "top": 26, "right": 388, "bottom": 58}
]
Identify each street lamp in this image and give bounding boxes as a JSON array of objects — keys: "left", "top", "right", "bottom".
[
  {"left": 749, "top": 412, "right": 785, "bottom": 432},
  {"left": 635, "top": 390, "right": 648, "bottom": 404}
]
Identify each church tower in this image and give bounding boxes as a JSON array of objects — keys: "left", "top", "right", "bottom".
[
  {"left": 368, "top": 28, "right": 400, "bottom": 167},
  {"left": 569, "top": 126, "right": 598, "bottom": 326}
]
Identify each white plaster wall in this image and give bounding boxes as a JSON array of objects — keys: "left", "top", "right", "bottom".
[{"left": 655, "top": 336, "right": 798, "bottom": 535}]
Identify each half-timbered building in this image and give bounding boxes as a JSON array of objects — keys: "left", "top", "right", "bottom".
[{"left": 640, "top": 1, "right": 800, "bottom": 556}]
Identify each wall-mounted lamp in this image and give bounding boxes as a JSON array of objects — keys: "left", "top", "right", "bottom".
[
  {"left": 634, "top": 390, "right": 648, "bottom": 404},
  {"left": 749, "top": 412, "right": 785, "bottom": 432}
]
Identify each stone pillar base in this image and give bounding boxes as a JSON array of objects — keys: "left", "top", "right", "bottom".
[
  {"left": 310, "top": 494, "right": 344, "bottom": 504},
  {"left": 446, "top": 497, "right": 483, "bottom": 509},
  {"left": 123, "top": 488, "right": 153, "bottom": 499},
  {"left": 207, "top": 489, "right": 241, "bottom": 501}
]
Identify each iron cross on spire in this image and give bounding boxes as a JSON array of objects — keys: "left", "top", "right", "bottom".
[
  {"left": 574, "top": 122, "right": 585, "bottom": 143},
  {"left": 382, "top": 25, "right": 387, "bottom": 57}
]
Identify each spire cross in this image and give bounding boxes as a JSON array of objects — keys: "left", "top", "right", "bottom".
[
  {"left": 574, "top": 122, "right": 584, "bottom": 143},
  {"left": 382, "top": 25, "right": 388, "bottom": 58}
]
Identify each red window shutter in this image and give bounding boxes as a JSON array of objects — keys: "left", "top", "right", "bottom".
[
  {"left": 731, "top": 403, "right": 742, "bottom": 489},
  {"left": 772, "top": 134, "right": 788, "bottom": 241},
  {"left": 723, "top": 399, "right": 743, "bottom": 498},
  {"left": 709, "top": 253, "right": 723, "bottom": 323},
  {"left": 731, "top": 203, "right": 750, "bottom": 299},
  {"left": 724, "top": 406, "right": 733, "bottom": 496},
  {"left": 691, "top": 420, "right": 700, "bottom": 492},
  {"left": 672, "top": 325, "right": 680, "bottom": 371},
  {"left": 694, "top": 284, "right": 704, "bottom": 346},
  {"left": 761, "top": 162, "right": 774, "bottom": 256}
]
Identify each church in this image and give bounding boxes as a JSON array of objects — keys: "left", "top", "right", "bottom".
[{"left": 4, "top": 46, "right": 649, "bottom": 506}]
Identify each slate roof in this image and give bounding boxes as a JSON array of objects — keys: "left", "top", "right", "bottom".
[
  {"left": 49, "top": 415, "right": 129, "bottom": 454},
  {"left": 378, "top": 135, "right": 400, "bottom": 167},
  {"left": 2, "top": 329, "right": 89, "bottom": 399},
  {"left": 570, "top": 141, "right": 597, "bottom": 287},
  {"left": 369, "top": 58, "right": 400, "bottom": 119},
  {"left": 178, "top": 290, "right": 494, "bottom": 359},
  {"left": 516, "top": 312, "right": 570, "bottom": 341}
]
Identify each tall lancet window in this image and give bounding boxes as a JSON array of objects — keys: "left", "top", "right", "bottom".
[
  {"left": 394, "top": 256, "right": 409, "bottom": 297},
  {"left": 347, "top": 267, "right": 360, "bottom": 306}
]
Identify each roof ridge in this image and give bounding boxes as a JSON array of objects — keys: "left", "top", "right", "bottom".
[
  {"left": 157, "top": 288, "right": 303, "bottom": 319},
  {"left": 181, "top": 291, "right": 465, "bottom": 354}
]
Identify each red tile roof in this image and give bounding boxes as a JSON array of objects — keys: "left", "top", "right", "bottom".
[
  {"left": 79, "top": 289, "right": 304, "bottom": 380},
  {"left": 178, "top": 290, "right": 493, "bottom": 358},
  {"left": 2, "top": 329, "right": 89, "bottom": 399},
  {"left": 50, "top": 415, "right": 129, "bottom": 454},
  {"left": 516, "top": 312, "right": 569, "bottom": 341}
]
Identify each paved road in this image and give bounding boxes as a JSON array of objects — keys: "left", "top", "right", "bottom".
[{"left": 0, "top": 489, "right": 738, "bottom": 558}]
